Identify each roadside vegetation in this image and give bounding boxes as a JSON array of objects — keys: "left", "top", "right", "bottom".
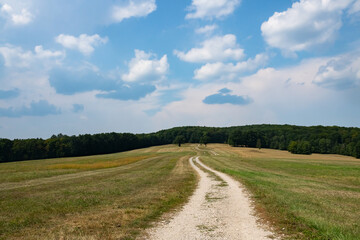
[
  {"left": 0, "top": 145, "right": 197, "bottom": 240},
  {"left": 201, "top": 144, "right": 360, "bottom": 240}
]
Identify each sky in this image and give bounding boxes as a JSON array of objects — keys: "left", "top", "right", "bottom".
[{"left": 0, "top": 0, "right": 360, "bottom": 139}]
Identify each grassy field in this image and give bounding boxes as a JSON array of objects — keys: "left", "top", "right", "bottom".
[
  {"left": 0, "top": 145, "right": 197, "bottom": 240},
  {"left": 201, "top": 144, "right": 360, "bottom": 240},
  {"left": 1, "top": 144, "right": 360, "bottom": 239}
]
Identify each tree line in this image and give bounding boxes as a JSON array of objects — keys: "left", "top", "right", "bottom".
[
  {"left": 227, "top": 125, "right": 360, "bottom": 158},
  {"left": 1, "top": 125, "right": 360, "bottom": 163}
]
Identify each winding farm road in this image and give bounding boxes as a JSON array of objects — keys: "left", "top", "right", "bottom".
[{"left": 142, "top": 157, "right": 276, "bottom": 240}]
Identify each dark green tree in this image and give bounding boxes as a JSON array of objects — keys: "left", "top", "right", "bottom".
[
  {"left": 298, "top": 141, "right": 311, "bottom": 155},
  {"left": 228, "top": 129, "right": 243, "bottom": 147},
  {"left": 173, "top": 135, "right": 186, "bottom": 147},
  {"left": 0, "top": 139, "right": 13, "bottom": 162},
  {"left": 354, "top": 142, "right": 360, "bottom": 159},
  {"left": 318, "top": 138, "right": 331, "bottom": 154},
  {"left": 200, "top": 132, "right": 210, "bottom": 146},
  {"left": 256, "top": 139, "right": 262, "bottom": 149},
  {"left": 288, "top": 141, "right": 298, "bottom": 154}
]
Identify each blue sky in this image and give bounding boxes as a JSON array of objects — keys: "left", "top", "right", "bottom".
[{"left": 0, "top": 0, "right": 360, "bottom": 139}]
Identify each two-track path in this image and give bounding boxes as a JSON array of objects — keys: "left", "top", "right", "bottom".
[{"left": 141, "top": 156, "right": 276, "bottom": 240}]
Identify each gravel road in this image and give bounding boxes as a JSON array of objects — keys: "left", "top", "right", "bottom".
[{"left": 141, "top": 156, "right": 276, "bottom": 240}]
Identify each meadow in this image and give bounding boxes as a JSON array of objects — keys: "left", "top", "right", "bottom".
[
  {"left": 202, "top": 144, "right": 360, "bottom": 240},
  {"left": 0, "top": 145, "right": 197, "bottom": 240},
  {"left": 1, "top": 144, "right": 360, "bottom": 239}
]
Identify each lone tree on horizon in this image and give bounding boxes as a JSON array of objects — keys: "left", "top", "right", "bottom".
[
  {"left": 200, "top": 132, "right": 210, "bottom": 147},
  {"left": 173, "top": 135, "right": 186, "bottom": 147}
]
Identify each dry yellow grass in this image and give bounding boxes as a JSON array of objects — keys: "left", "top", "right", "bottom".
[
  {"left": 0, "top": 145, "right": 197, "bottom": 240},
  {"left": 47, "top": 155, "right": 153, "bottom": 170},
  {"left": 211, "top": 143, "right": 357, "bottom": 162}
]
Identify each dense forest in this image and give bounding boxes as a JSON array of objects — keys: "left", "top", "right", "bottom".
[{"left": 1, "top": 124, "right": 360, "bottom": 163}]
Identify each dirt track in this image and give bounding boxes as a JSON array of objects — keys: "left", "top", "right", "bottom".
[{"left": 142, "top": 156, "right": 276, "bottom": 240}]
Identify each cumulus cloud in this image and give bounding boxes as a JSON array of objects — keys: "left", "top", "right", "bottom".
[
  {"left": 111, "top": 0, "right": 156, "bottom": 23},
  {"left": 203, "top": 88, "right": 252, "bottom": 105},
  {"left": 122, "top": 49, "right": 169, "bottom": 82},
  {"left": 55, "top": 34, "right": 108, "bottom": 55},
  {"left": 34, "top": 46, "right": 64, "bottom": 59},
  {"left": 0, "top": 45, "right": 64, "bottom": 69},
  {"left": 261, "top": 0, "right": 355, "bottom": 55},
  {"left": 186, "top": 0, "right": 240, "bottom": 20},
  {"left": 153, "top": 57, "right": 350, "bottom": 129},
  {"left": 313, "top": 53, "right": 360, "bottom": 90},
  {"left": 174, "top": 34, "right": 244, "bottom": 63},
  {"left": 1, "top": 3, "right": 33, "bottom": 25},
  {"left": 0, "top": 100, "right": 60, "bottom": 118},
  {"left": 195, "top": 24, "right": 218, "bottom": 35},
  {"left": 194, "top": 53, "right": 269, "bottom": 81}
]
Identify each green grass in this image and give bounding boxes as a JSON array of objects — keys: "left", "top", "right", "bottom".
[
  {"left": 0, "top": 145, "right": 197, "bottom": 240},
  {"left": 2, "top": 143, "right": 359, "bottom": 239},
  {"left": 202, "top": 144, "right": 360, "bottom": 240}
]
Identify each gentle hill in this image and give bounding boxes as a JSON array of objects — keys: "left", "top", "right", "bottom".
[{"left": 1, "top": 124, "right": 360, "bottom": 163}]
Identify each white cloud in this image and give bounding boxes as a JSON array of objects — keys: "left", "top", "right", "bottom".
[
  {"left": 349, "top": 0, "right": 360, "bottom": 14},
  {"left": 194, "top": 53, "right": 269, "bottom": 81},
  {"left": 55, "top": 34, "right": 108, "bottom": 56},
  {"left": 1, "top": 3, "right": 33, "bottom": 25},
  {"left": 174, "top": 34, "right": 244, "bottom": 63},
  {"left": 34, "top": 46, "right": 64, "bottom": 59},
  {"left": 0, "top": 45, "right": 64, "bottom": 68},
  {"left": 122, "top": 49, "right": 169, "bottom": 82},
  {"left": 11, "top": 8, "right": 32, "bottom": 25},
  {"left": 313, "top": 53, "right": 360, "bottom": 89},
  {"left": 1, "top": 3, "right": 11, "bottom": 12},
  {"left": 111, "top": 0, "right": 156, "bottom": 23},
  {"left": 153, "top": 56, "right": 360, "bottom": 129},
  {"left": 195, "top": 24, "right": 218, "bottom": 35},
  {"left": 261, "top": 0, "right": 355, "bottom": 54},
  {"left": 186, "top": 0, "right": 240, "bottom": 20}
]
